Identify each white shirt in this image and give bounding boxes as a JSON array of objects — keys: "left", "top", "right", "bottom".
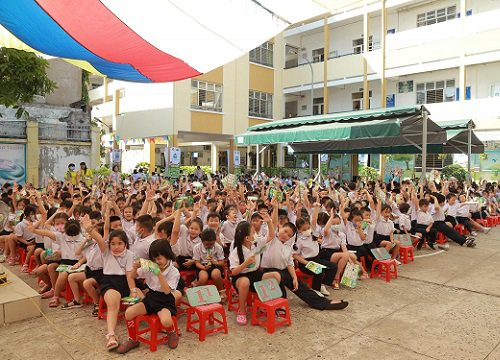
[
  {"left": 83, "top": 241, "right": 103, "bottom": 270},
  {"left": 54, "top": 232, "right": 84, "bottom": 260},
  {"left": 137, "top": 262, "right": 179, "bottom": 292},
  {"left": 398, "top": 214, "right": 411, "bottom": 233},
  {"left": 192, "top": 242, "right": 224, "bottom": 264},
  {"left": 220, "top": 220, "right": 238, "bottom": 244},
  {"left": 229, "top": 236, "right": 267, "bottom": 274},
  {"left": 375, "top": 218, "right": 394, "bottom": 236},
  {"left": 102, "top": 249, "right": 134, "bottom": 275},
  {"left": 444, "top": 202, "right": 459, "bottom": 217},
  {"left": 260, "top": 237, "right": 294, "bottom": 270},
  {"left": 456, "top": 202, "right": 471, "bottom": 217},
  {"left": 345, "top": 221, "right": 364, "bottom": 247},
  {"left": 172, "top": 225, "right": 201, "bottom": 257},
  {"left": 433, "top": 207, "right": 445, "bottom": 222},
  {"left": 294, "top": 233, "right": 319, "bottom": 259},
  {"left": 130, "top": 232, "right": 156, "bottom": 259},
  {"left": 416, "top": 210, "right": 433, "bottom": 225},
  {"left": 14, "top": 219, "right": 37, "bottom": 241},
  {"left": 315, "top": 224, "right": 346, "bottom": 250},
  {"left": 121, "top": 218, "right": 135, "bottom": 235}
]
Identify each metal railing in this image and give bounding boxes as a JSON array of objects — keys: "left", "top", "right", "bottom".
[
  {"left": 0, "top": 120, "right": 26, "bottom": 138},
  {"left": 39, "top": 122, "right": 91, "bottom": 142}
]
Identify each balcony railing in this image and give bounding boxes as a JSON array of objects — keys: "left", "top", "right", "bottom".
[
  {"left": 39, "top": 122, "right": 91, "bottom": 142},
  {"left": 0, "top": 120, "right": 26, "bottom": 138}
]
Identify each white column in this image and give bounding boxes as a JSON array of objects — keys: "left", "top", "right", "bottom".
[
  {"left": 211, "top": 143, "right": 218, "bottom": 173},
  {"left": 276, "top": 144, "right": 285, "bottom": 167}
]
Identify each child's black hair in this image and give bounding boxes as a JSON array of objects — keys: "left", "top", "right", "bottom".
[
  {"left": 108, "top": 229, "right": 130, "bottom": 249},
  {"left": 157, "top": 221, "right": 173, "bottom": 237},
  {"left": 200, "top": 228, "right": 216, "bottom": 242},
  {"left": 149, "top": 239, "right": 176, "bottom": 261},
  {"left": 234, "top": 221, "right": 251, "bottom": 266},
  {"left": 207, "top": 212, "right": 221, "bottom": 222},
  {"left": 65, "top": 219, "right": 81, "bottom": 237}
]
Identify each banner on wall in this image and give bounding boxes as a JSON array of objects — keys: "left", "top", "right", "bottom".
[
  {"left": 0, "top": 143, "right": 26, "bottom": 184},
  {"left": 110, "top": 150, "right": 122, "bottom": 163},
  {"left": 170, "top": 147, "right": 181, "bottom": 165},
  {"left": 234, "top": 151, "right": 241, "bottom": 167}
]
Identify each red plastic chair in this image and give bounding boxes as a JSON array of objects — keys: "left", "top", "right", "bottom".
[
  {"left": 135, "top": 314, "right": 179, "bottom": 352},
  {"left": 250, "top": 278, "right": 291, "bottom": 334},
  {"left": 17, "top": 248, "right": 26, "bottom": 266},
  {"left": 295, "top": 268, "right": 313, "bottom": 288},
  {"left": 399, "top": 246, "right": 414, "bottom": 264},
  {"left": 454, "top": 224, "right": 467, "bottom": 235},
  {"left": 186, "top": 303, "right": 228, "bottom": 341},
  {"left": 370, "top": 259, "right": 398, "bottom": 282},
  {"left": 227, "top": 285, "right": 257, "bottom": 312},
  {"left": 436, "top": 232, "right": 447, "bottom": 244}
]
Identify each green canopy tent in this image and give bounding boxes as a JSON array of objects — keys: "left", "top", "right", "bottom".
[{"left": 236, "top": 106, "right": 447, "bottom": 179}]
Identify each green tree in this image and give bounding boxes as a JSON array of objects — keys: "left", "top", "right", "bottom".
[
  {"left": 391, "top": 154, "right": 414, "bottom": 170},
  {"left": 0, "top": 48, "right": 57, "bottom": 118},
  {"left": 359, "top": 166, "right": 379, "bottom": 182},
  {"left": 442, "top": 164, "right": 467, "bottom": 182}
]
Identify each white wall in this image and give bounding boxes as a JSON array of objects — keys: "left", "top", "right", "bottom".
[{"left": 39, "top": 144, "right": 90, "bottom": 184}]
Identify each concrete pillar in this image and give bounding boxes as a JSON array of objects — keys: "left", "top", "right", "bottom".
[
  {"left": 276, "top": 144, "right": 285, "bottom": 167},
  {"left": 363, "top": 2, "right": 370, "bottom": 110},
  {"left": 26, "top": 121, "right": 39, "bottom": 187},
  {"left": 247, "top": 146, "right": 251, "bottom": 168},
  {"left": 352, "top": 154, "right": 359, "bottom": 177},
  {"left": 90, "top": 126, "right": 101, "bottom": 169},
  {"left": 148, "top": 140, "right": 156, "bottom": 173},
  {"left": 211, "top": 143, "right": 218, "bottom": 173},
  {"left": 380, "top": 0, "right": 387, "bottom": 108}
]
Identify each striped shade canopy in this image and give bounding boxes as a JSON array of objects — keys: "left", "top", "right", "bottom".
[{"left": 0, "top": 0, "right": 328, "bottom": 82}]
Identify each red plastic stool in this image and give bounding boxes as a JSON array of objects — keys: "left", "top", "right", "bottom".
[
  {"left": 17, "top": 248, "right": 26, "bottom": 265},
  {"left": 476, "top": 219, "right": 488, "bottom": 227},
  {"left": 97, "top": 296, "right": 128, "bottom": 320},
  {"left": 250, "top": 297, "right": 291, "bottom": 334},
  {"left": 186, "top": 303, "right": 228, "bottom": 341},
  {"left": 28, "top": 255, "right": 36, "bottom": 273},
  {"left": 295, "top": 268, "right": 313, "bottom": 288},
  {"left": 359, "top": 256, "right": 367, "bottom": 272},
  {"left": 399, "top": 246, "right": 414, "bottom": 264},
  {"left": 486, "top": 216, "right": 495, "bottom": 227},
  {"left": 135, "top": 314, "right": 179, "bottom": 352},
  {"left": 370, "top": 259, "right": 398, "bottom": 282},
  {"left": 436, "top": 232, "right": 447, "bottom": 244},
  {"left": 227, "top": 285, "right": 256, "bottom": 312},
  {"left": 454, "top": 224, "right": 467, "bottom": 235},
  {"left": 180, "top": 270, "right": 197, "bottom": 288}
]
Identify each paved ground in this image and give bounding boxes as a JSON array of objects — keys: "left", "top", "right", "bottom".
[{"left": 1, "top": 228, "right": 499, "bottom": 360}]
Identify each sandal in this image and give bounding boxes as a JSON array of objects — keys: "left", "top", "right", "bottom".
[
  {"left": 116, "top": 339, "right": 139, "bottom": 354},
  {"left": 91, "top": 303, "right": 99, "bottom": 317},
  {"left": 332, "top": 281, "right": 340, "bottom": 290},
  {"left": 236, "top": 312, "right": 247, "bottom": 325},
  {"left": 48, "top": 297, "right": 60, "bottom": 308},
  {"left": 106, "top": 333, "right": 119, "bottom": 351},
  {"left": 61, "top": 299, "right": 82, "bottom": 310},
  {"left": 166, "top": 330, "right": 179, "bottom": 349},
  {"left": 22, "top": 264, "right": 29, "bottom": 273}
]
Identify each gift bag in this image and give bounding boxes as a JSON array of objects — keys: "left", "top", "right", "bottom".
[{"left": 340, "top": 263, "right": 360, "bottom": 288}]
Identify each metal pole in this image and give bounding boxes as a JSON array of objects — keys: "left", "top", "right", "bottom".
[
  {"left": 420, "top": 110, "right": 428, "bottom": 183},
  {"left": 467, "top": 122, "right": 472, "bottom": 182},
  {"left": 255, "top": 144, "right": 260, "bottom": 177},
  {"left": 314, "top": 153, "right": 322, "bottom": 182}
]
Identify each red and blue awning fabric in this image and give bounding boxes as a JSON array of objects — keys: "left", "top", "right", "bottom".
[{"left": 0, "top": 0, "right": 328, "bottom": 82}]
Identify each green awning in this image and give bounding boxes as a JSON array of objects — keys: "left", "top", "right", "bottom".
[
  {"left": 235, "top": 119, "right": 401, "bottom": 145},
  {"left": 247, "top": 106, "right": 426, "bottom": 131}
]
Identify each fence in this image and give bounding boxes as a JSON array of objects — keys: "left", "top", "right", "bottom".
[
  {"left": 39, "top": 122, "right": 91, "bottom": 142},
  {"left": 0, "top": 120, "right": 26, "bottom": 138}
]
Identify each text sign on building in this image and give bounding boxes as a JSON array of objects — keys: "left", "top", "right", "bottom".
[
  {"left": 170, "top": 147, "right": 181, "bottom": 165},
  {"left": 234, "top": 151, "right": 241, "bottom": 167}
]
